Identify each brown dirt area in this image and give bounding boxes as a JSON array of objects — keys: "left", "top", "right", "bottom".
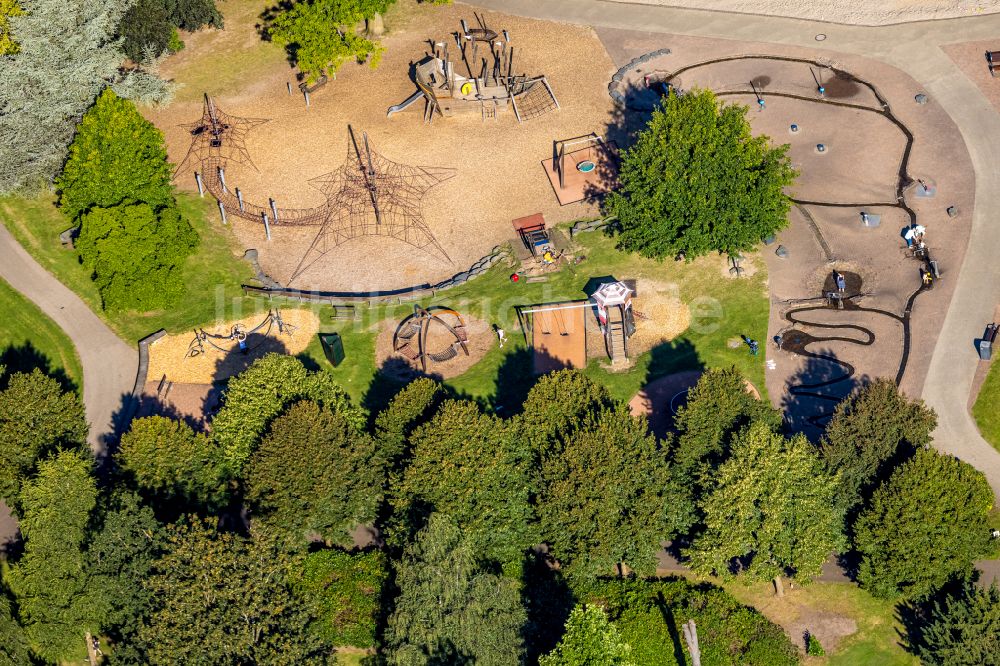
[
  {"left": 374, "top": 311, "right": 494, "bottom": 380},
  {"left": 145, "top": 0, "right": 618, "bottom": 292},
  {"left": 597, "top": 28, "right": 974, "bottom": 434},
  {"left": 146, "top": 308, "right": 319, "bottom": 384}
]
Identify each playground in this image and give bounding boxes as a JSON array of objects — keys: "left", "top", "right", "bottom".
[
  {"left": 599, "top": 26, "right": 975, "bottom": 433},
  {"left": 147, "top": 1, "right": 617, "bottom": 292}
]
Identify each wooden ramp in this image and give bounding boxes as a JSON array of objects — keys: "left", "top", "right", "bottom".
[{"left": 532, "top": 306, "right": 587, "bottom": 374}]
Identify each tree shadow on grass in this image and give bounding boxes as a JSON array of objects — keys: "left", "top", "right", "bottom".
[{"left": 0, "top": 341, "right": 77, "bottom": 393}]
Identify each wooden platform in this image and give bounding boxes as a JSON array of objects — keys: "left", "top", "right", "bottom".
[{"left": 541, "top": 142, "right": 621, "bottom": 206}]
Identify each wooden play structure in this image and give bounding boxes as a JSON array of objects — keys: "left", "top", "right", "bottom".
[
  {"left": 518, "top": 301, "right": 589, "bottom": 374},
  {"left": 542, "top": 133, "right": 621, "bottom": 205},
  {"left": 392, "top": 306, "right": 470, "bottom": 373},
  {"left": 591, "top": 281, "right": 636, "bottom": 364},
  {"left": 387, "top": 14, "right": 559, "bottom": 123}
]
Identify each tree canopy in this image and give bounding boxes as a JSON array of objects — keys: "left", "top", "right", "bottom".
[
  {"left": 134, "top": 520, "right": 328, "bottom": 664},
  {"left": 246, "top": 400, "right": 382, "bottom": 548},
  {"left": 385, "top": 514, "right": 527, "bottom": 666},
  {"left": 117, "top": 416, "right": 230, "bottom": 511},
  {"left": 540, "top": 605, "right": 635, "bottom": 666},
  {"left": 58, "top": 90, "right": 173, "bottom": 217},
  {"left": 0, "top": 0, "right": 21, "bottom": 55},
  {"left": 819, "top": 378, "right": 936, "bottom": 517},
  {"left": 264, "top": 0, "right": 392, "bottom": 84},
  {"left": 210, "top": 353, "right": 364, "bottom": 474},
  {"left": 0, "top": 593, "right": 30, "bottom": 666},
  {"left": 853, "top": 448, "right": 993, "bottom": 599},
  {"left": 0, "top": 368, "right": 87, "bottom": 506},
  {"left": 0, "top": 0, "right": 168, "bottom": 193},
  {"left": 914, "top": 583, "right": 1000, "bottom": 665},
  {"left": 605, "top": 88, "right": 796, "bottom": 260},
  {"left": 686, "top": 422, "right": 842, "bottom": 586},
  {"left": 390, "top": 399, "right": 536, "bottom": 568},
  {"left": 7, "top": 450, "right": 99, "bottom": 662},
  {"left": 76, "top": 202, "right": 199, "bottom": 312}
]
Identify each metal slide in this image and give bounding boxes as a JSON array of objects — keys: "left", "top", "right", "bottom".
[{"left": 386, "top": 91, "right": 425, "bottom": 117}]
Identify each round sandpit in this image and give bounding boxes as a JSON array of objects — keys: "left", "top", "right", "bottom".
[
  {"left": 146, "top": 308, "right": 320, "bottom": 384},
  {"left": 374, "top": 312, "right": 494, "bottom": 380}
]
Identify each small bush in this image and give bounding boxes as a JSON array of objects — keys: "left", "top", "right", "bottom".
[
  {"left": 806, "top": 632, "right": 825, "bottom": 656},
  {"left": 76, "top": 203, "right": 198, "bottom": 312},
  {"left": 167, "top": 27, "right": 185, "bottom": 53}
]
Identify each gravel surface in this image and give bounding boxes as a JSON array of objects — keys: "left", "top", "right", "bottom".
[{"left": 605, "top": 0, "right": 999, "bottom": 26}]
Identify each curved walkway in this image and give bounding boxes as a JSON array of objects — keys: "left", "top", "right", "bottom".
[
  {"left": 476, "top": 0, "right": 1000, "bottom": 496},
  {"left": 0, "top": 225, "right": 136, "bottom": 456}
]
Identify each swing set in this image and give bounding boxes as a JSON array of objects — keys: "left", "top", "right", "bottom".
[{"left": 186, "top": 310, "right": 297, "bottom": 358}]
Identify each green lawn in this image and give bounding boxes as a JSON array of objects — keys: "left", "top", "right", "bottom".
[
  {"left": 973, "top": 362, "right": 1000, "bottom": 452},
  {"left": 0, "top": 193, "right": 261, "bottom": 344},
  {"left": 720, "top": 579, "right": 918, "bottom": 665},
  {"left": 290, "top": 228, "right": 769, "bottom": 412},
  {"left": 0, "top": 276, "right": 83, "bottom": 391}
]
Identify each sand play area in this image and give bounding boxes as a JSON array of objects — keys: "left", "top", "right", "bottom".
[{"left": 148, "top": 1, "right": 618, "bottom": 293}]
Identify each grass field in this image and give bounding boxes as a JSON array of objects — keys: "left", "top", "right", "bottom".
[
  {"left": 973, "top": 362, "right": 1000, "bottom": 451},
  {"left": 0, "top": 193, "right": 262, "bottom": 344},
  {"left": 0, "top": 276, "right": 83, "bottom": 390},
  {"left": 721, "top": 579, "right": 919, "bottom": 665}
]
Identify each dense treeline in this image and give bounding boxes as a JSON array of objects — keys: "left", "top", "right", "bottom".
[{"left": 0, "top": 355, "right": 995, "bottom": 664}]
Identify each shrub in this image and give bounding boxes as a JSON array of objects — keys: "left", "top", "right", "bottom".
[
  {"left": 57, "top": 89, "right": 174, "bottom": 221},
  {"left": 806, "top": 632, "right": 825, "bottom": 656},
  {"left": 118, "top": 0, "right": 171, "bottom": 61},
  {"left": 76, "top": 203, "right": 198, "bottom": 312},
  {"left": 168, "top": 0, "right": 223, "bottom": 30},
  {"left": 581, "top": 577, "right": 798, "bottom": 666},
  {"left": 292, "top": 549, "right": 387, "bottom": 648}
]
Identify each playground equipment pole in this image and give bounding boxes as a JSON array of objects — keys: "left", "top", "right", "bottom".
[
  {"left": 218, "top": 201, "right": 227, "bottom": 225},
  {"left": 286, "top": 81, "right": 292, "bottom": 95},
  {"left": 195, "top": 171, "right": 204, "bottom": 197},
  {"left": 236, "top": 188, "right": 244, "bottom": 211},
  {"left": 218, "top": 166, "right": 227, "bottom": 193},
  {"left": 304, "top": 90, "right": 310, "bottom": 107},
  {"left": 269, "top": 198, "right": 279, "bottom": 223},
  {"left": 262, "top": 212, "right": 272, "bottom": 241}
]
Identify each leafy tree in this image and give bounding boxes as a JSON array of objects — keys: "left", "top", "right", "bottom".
[
  {"left": 167, "top": 0, "right": 223, "bottom": 30},
  {"left": 134, "top": 520, "right": 328, "bottom": 665},
  {"left": 117, "top": 416, "right": 230, "bottom": 510},
  {"left": 390, "top": 399, "right": 535, "bottom": 567},
  {"left": 265, "top": 0, "right": 393, "bottom": 84},
  {"left": 671, "top": 367, "right": 780, "bottom": 531},
  {"left": 211, "top": 353, "right": 364, "bottom": 474},
  {"left": 0, "top": 368, "right": 87, "bottom": 506},
  {"left": 7, "top": 450, "right": 99, "bottom": 662},
  {"left": 384, "top": 514, "right": 526, "bottom": 666},
  {"left": 85, "top": 491, "right": 162, "bottom": 644},
  {"left": 0, "top": 592, "right": 30, "bottom": 666},
  {"left": 0, "top": 0, "right": 21, "bottom": 55},
  {"left": 291, "top": 549, "right": 387, "bottom": 648},
  {"left": 854, "top": 448, "right": 993, "bottom": 599},
  {"left": 605, "top": 89, "right": 796, "bottom": 260},
  {"left": 373, "top": 377, "right": 442, "bottom": 470},
  {"left": 537, "top": 404, "right": 674, "bottom": 579},
  {"left": 820, "top": 378, "right": 936, "bottom": 517},
  {"left": 246, "top": 400, "right": 382, "bottom": 548},
  {"left": 915, "top": 583, "right": 1000, "bottom": 665},
  {"left": 118, "top": 0, "right": 171, "bottom": 61},
  {"left": 540, "top": 605, "right": 634, "bottom": 666},
  {"left": 0, "top": 1, "right": 168, "bottom": 193},
  {"left": 57, "top": 89, "right": 173, "bottom": 221},
  {"left": 76, "top": 202, "right": 199, "bottom": 312},
  {"left": 520, "top": 369, "right": 617, "bottom": 450},
  {"left": 686, "top": 423, "right": 842, "bottom": 591}
]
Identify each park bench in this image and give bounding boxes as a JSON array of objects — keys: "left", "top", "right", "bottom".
[{"left": 986, "top": 51, "right": 1000, "bottom": 77}]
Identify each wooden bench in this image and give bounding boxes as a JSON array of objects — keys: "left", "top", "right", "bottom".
[
  {"left": 330, "top": 304, "right": 357, "bottom": 320},
  {"left": 986, "top": 51, "right": 1000, "bottom": 77}
]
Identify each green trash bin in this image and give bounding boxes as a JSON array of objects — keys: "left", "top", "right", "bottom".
[{"left": 319, "top": 332, "right": 345, "bottom": 367}]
